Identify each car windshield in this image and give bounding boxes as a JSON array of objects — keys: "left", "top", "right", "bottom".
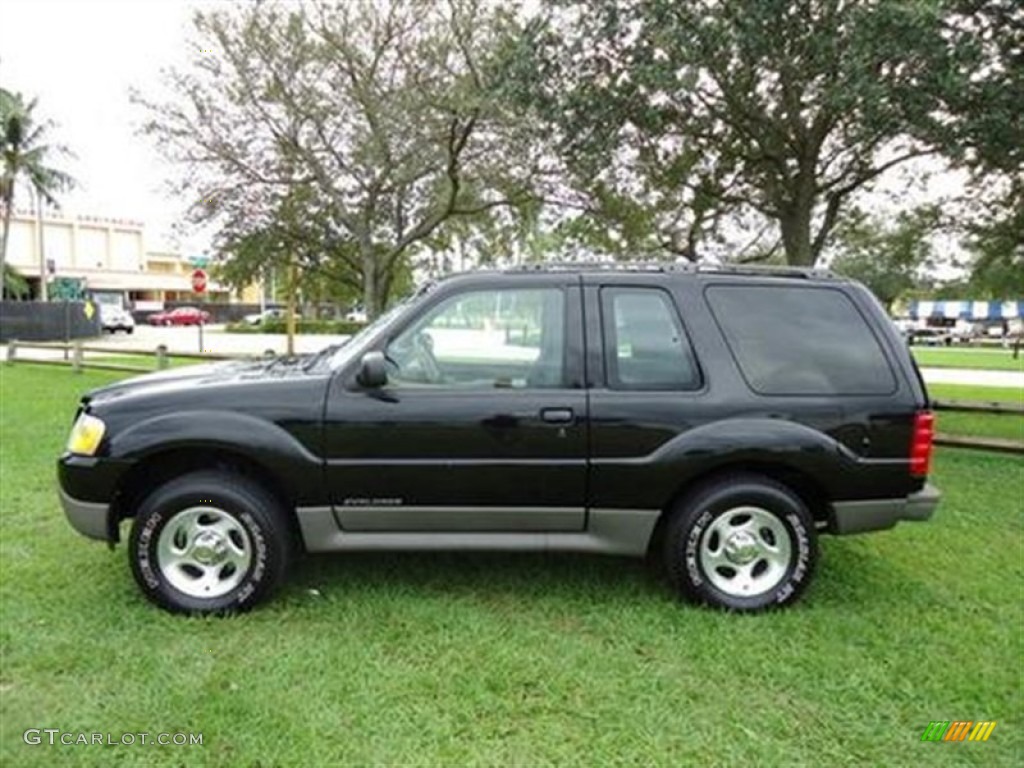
[{"left": 328, "top": 292, "right": 426, "bottom": 371}]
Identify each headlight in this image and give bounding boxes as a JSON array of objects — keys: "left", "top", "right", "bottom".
[{"left": 66, "top": 413, "right": 106, "bottom": 456}]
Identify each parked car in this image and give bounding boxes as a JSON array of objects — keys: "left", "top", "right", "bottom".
[
  {"left": 242, "top": 307, "right": 292, "bottom": 326},
  {"left": 344, "top": 308, "right": 368, "bottom": 323},
  {"left": 58, "top": 264, "right": 939, "bottom": 615},
  {"left": 148, "top": 307, "right": 210, "bottom": 326},
  {"left": 99, "top": 305, "right": 135, "bottom": 334}
]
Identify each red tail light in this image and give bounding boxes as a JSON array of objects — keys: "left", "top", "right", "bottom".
[{"left": 910, "top": 411, "right": 935, "bottom": 478}]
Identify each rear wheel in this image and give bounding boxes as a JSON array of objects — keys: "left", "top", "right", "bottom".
[
  {"left": 663, "top": 474, "right": 817, "bottom": 611},
  {"left": 129, "top": 470, "right": 292, "bottom": 615}
]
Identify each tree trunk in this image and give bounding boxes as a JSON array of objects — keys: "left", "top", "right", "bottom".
[
  {"left": 361, "top": 249, "right": 393, "bottom": 321},
  {"left": 779, "top": 204, "right": 815, "bottom": 267},
  {"left": 362, "top": 254, "right": 379, "bottom": 321},
  {"left": 0, "top": 190, "right": 14, "bottom": 300}
]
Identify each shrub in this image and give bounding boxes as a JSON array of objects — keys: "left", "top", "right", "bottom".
[{"left": 225, "top": 319, "right": 366, "bottom": 335}]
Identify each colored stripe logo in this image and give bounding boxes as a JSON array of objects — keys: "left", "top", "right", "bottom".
[{"left": 921, "top": 721, "right": 996, "bottom": 742}]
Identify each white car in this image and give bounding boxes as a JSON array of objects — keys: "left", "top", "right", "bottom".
[
  {"left": 100, "top": 305, "right": 135, "bottom": 334},
  {"left": 243, "top": 308, "right": 290, "bottom": 326}
]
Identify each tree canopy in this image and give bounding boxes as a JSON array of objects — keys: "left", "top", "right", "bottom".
[
  {"left": 138, "top": 0, "right": 538, "bottom": 318},
  {"left": 830, "top": 206, "right": 939, "bottom": 310},
  {"left": 515, "top": 0, "right": 986, "bottom": 266},
  {"left": 137, "top": 0, "right": 1021, "bottom": 304},
  {"left": 0, "top": 87, "right": 74, "bottom": 299}
]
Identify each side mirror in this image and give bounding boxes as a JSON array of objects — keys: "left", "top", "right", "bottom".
[{"left": 358, "top": 351, "right": 388, "bottom": 388}]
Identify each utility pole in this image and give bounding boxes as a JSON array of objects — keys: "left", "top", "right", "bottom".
[
  {"left": 285, "top": 257, "right": 298, "bottom": 356},
  {"left": 31, "top": 187, "right": 48, "bottom": 301}
]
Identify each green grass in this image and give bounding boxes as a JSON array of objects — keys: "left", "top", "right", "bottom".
[
  {"left": 936, "top": 411, "right": 1023, "bottom": 442},
  {"left": 1, "top": 364, "right": 1021, "bottom": 766},
  {"left": 927, "top": 383, "right": 1022, "bottom": 405},
  {"left": 84, "top": 355, "right": 225, "bottom": 370},
  {"left": 913, "top": 346, "right": 1024, "bottom": 371},
  {"left": 926, "top": 382, "right": 1023, "bottom": 441}
]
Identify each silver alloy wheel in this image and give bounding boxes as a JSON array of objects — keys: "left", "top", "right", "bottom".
[
  {"left": 699, "top": 505, "right": 792, "bottom": 597},
  {"left": 156, "top": 506, "right": 252, "bottom": 599}
]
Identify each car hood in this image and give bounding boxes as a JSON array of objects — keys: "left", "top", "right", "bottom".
[{"left": 83, "top": 350, "right": 338, "bottom": 409}]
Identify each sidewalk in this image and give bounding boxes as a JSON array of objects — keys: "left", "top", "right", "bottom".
[{"left": 920, "top": 367, "right": 1023, "bottom": 389}]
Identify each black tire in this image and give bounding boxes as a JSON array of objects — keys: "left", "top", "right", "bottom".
[
  {"left": 129, "top": 470, "right": 292, "bottom": 615},
  {"left": 663, "top": 473, "right": 817, "bottom": 612}
]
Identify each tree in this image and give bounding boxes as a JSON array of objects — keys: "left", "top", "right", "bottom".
[
  {"left": 928, "top": 1, "right": 1023, "bottom": 296},
  {"left": 519, "top": 0, "right": 980, "bottom": 265},
  {"left": 214, "top": 183, "right": 334, "bottom": 354},
  {"left": 829, "top": 206, "right": 938, "bottom": 311},
  {"left": 2, "top": 262, "right": 29, "bottom": 299},
  {"left": 963, "top": 188, "right": 1024, "bottom": 297},
  {"left": 137, "top": 0, "right": 536, "bottom": 319},
  {"left": 0, "top": 87, "right": 74, "bottom": 299}
]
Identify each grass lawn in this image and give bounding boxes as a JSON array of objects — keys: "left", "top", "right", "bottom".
[
  {"left": 1, "top": 365, "right": 1021, "bottom": 766},
  {"left": 936, "top": 411, "right": 1023, "bottom": 442},
  {"left": 927, "top": 383, "right": 1022, "bottom": 405},
  {"left": 913, "top": 346, "right": 1024, "bottom": 372},
  {"left": 925, "top": 384, "right": 1023, "bottom": 441}
]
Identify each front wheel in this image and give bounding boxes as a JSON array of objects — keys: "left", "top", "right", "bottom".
[
  {"left": 129, "top": 470, "right": 293, "bottom": 614},
  {"left": 663, "top": 474, "right": 817, "bottom": 611}
]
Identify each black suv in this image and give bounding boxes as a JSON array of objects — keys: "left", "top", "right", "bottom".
[{"left": 57, "top": 264, "right": 939, "bottom": 614}]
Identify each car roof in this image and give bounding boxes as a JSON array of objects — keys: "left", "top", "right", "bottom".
[{"left": 432, "top": 262, "right": 842, "bottom": 288}]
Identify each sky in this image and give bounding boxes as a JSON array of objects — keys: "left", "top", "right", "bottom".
[{"left": 0, "top": 0, "right": 218, "bottom": 255}]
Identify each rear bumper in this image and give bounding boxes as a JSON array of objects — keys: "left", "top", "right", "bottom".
[
  {"left": 59, "top": 487, "right": 112, "bottom": 541},
  {"left": 830, "top": 483, "right": 940, "bottom": 535}
]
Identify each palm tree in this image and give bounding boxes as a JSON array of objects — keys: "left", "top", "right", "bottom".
[{"left": 0, "top": 88, "right": 74, "bottom": 299}]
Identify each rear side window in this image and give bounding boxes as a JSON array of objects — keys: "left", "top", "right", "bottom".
[
  {"left": 601, "top": 287, "right": 701, "bottom": 390},
  {"left": 706, "top": 285, "right": 895, "bottom": 395}
]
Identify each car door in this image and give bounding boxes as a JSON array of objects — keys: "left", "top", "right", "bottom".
[{"left": 323, "top": 276, "right": 588, "bottom": 532}]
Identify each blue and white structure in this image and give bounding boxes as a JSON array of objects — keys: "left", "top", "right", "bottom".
[{"left": 910, "top": 300, "right": 1024, "bottom": 320}]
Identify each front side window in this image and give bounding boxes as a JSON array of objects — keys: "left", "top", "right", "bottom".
[
  {"left": 601, "top": 287, "right": 701, "bottom": 390},
  {"left": 385, "top": 288, "right": 566, "bottom": 389}
]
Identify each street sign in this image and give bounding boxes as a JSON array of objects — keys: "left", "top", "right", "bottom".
[{"left": 191, "top": 268, "right": 208, "bottom": 294}]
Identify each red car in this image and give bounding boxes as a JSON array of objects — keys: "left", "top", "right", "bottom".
[{"left": 148, "top": 307, "right": 211, "bottom": 326}]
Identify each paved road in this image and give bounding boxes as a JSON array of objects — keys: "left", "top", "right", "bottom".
[{"left": 920, "top": 367, "right": 1022, "bottom": 390}]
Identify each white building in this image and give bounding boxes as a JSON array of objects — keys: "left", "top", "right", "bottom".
[{"left": 4, "top": 208, "right": 231, "bottom": 307}]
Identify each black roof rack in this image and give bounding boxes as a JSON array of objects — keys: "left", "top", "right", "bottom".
[{"left": 504, "top": 261, "right": 835, "bottom": 279}]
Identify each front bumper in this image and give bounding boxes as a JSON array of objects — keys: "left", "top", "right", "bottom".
[
  {"left": 58, "top": 486, "right": 112, "bottom": 541},
  {"left": 830, "top": 483, "right": 940, "bottom": 535},
  {"left": 57, "top": 454, "right": 131, "bottom": 543}
]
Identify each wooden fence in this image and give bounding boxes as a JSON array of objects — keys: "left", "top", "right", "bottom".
[
  {"left": 932, "top": 399, "right": 1023, "bottom": 455},
  {"left": 4, "top": 340, "right": 267, "bottom": 374}
]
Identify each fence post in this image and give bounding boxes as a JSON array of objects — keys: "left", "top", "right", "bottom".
[
  {"left": 64, "top": 300, "right": 70, "bottom": 361},
  {"left": 6, "top": 340, "right": 16, "bottom": 363},
  {"left": 156, "top": 344, "right": 169, "bottom": 370},
  {"left": 72, "top": 340, "right": 84, "bottom": 373}
]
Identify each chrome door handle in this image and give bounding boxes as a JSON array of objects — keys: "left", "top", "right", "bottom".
[{"left": 540, "top": 407, "right": 574, "bottom": 424}]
